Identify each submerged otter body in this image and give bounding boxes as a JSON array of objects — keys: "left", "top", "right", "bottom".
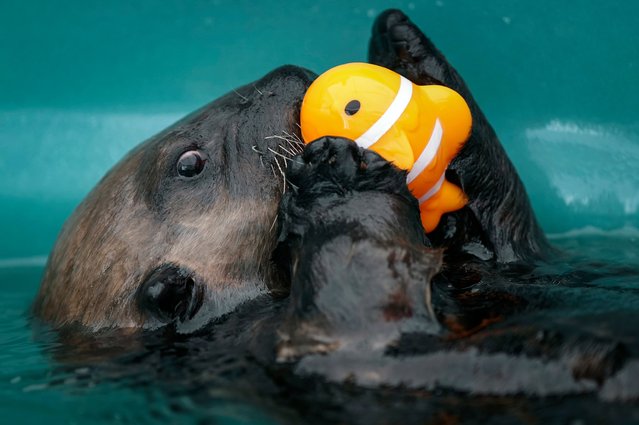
[{"left": 32, "top": 8, "right": 639, "bottom": 423}]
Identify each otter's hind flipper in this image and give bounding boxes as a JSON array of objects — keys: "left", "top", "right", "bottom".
[{"left": 369, "top": 9, "right": 550, "bottom": 261}]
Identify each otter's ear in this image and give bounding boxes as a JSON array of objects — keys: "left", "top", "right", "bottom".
[{"left": 136, "top": 264, "right": 204, "bottom": 324}]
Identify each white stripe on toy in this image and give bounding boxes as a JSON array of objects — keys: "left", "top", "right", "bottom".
[
  {"left": 418, "top": 171, "right": 446, "bottom": 204},
  {"left": 355, "top": 75, "right": 413, "bottom": 149},
  {"left": 406, "top": 118, "right": 443, "bottom": 184}
]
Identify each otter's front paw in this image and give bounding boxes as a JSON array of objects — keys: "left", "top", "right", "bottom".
[
  {"left": 277, "top": 136, "right": 426, "bottom": 249},
  {"left": 286, "top": 136, "right": 410, "bottom": 198}
]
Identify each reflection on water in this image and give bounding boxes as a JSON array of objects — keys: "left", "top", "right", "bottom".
[{"left": 1, "top": 228, "right": 638, "bottom": 424}]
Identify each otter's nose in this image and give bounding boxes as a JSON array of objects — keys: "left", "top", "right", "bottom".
[{"left": 136, "top": 264, "right": 204, "bottom": 324}]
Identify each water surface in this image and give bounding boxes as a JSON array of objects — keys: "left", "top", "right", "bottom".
[{"left": 1, "top": 229, "right": 637, "bottom": 424}]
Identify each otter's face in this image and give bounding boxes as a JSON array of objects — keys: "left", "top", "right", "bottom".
[{"left": 34, "top": 66, "right": 315, "bottom": 330}]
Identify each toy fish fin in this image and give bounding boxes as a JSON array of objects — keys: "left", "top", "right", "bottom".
[
  {"left": 418, "top": 85, "right": 473, "bottom": 149},
  {"left": 419, "top": 179, "right": 467, "bottom": 232}
]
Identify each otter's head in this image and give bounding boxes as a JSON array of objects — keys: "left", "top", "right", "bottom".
[{"left": 34, "top": 66, "right": 315, "bottom": 330}]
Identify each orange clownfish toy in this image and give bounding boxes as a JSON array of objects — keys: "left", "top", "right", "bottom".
[{"left": 300, "top": 62, "right": 472, "bottom": 233}]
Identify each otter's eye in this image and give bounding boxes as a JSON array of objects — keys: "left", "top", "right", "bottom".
[
  {"left": 344, "top": 100, "right": 361, "bottom": 116},
  {"left": 177, "top": 150, "right": 205, "bottom": 178}
]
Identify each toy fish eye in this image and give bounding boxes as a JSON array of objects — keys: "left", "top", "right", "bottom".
[
  {"left": 177, "top": 150, "right": 206, "bottom": 178},
  {"left": 344, "top": 100, "right": 361, "bottom": 116}
]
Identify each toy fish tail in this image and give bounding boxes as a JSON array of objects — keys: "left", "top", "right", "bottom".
[{"left": 419, "top": 179, "right": 467, "bottom": 232}]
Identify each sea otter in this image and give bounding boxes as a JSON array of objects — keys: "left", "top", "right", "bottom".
[{"left": 33, "top": 9, "right": 548, "bottom": 330}]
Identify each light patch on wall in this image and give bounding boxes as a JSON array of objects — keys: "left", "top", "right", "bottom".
[
  {"left": 0, "top": 109, "right": 183, "bottom": 202},
  {"left": 526, "top": 120, "right": 639, "bottom": 216}
]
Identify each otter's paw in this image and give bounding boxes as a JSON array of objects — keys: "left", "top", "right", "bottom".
[
  {"left": 286, "top": 136, "right": 410, "bottom": 198},
  {"left": 277, "top": 136, "right": 427, "bottom": 250}
]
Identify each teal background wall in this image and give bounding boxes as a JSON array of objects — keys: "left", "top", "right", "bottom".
[{"left": 1, "top": 0, "right": 638, "bottom": 260}]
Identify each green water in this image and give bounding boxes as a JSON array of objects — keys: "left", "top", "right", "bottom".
[{"left": 1, "top": 0, "right": 638, "bottom": 423}]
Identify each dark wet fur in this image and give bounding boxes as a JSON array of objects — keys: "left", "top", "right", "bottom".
[{"left": 275, "top": 137, "right": 443, "bottom": 359}]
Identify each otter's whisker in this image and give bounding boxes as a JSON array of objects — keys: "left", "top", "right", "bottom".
[
  {"left": 273, "top": 156, "right": 286, "bottom": 194},
  {"left": 265, "top": 134, "right": 296, "bottom": 144},
  {"left": 283, "top": 130, "right": 303, "bottom": 144},
  {"left": 286, "top": 138, "right": 304, "bottom": 155},
  {"left": 276, "top": 144, "right": 296, "bottom": 157},
  {"left": 233, "top": 89, "right": 248, "bottom": 102},
  {"left": 267, "top": 147, "right": 291, "bottom": 162},
  {"left": 253, "top": 84, "right": 263, "bottom": 95},
  {"left": 286, "top": 138, "right": 303, "bottom": 154},
  {"left": 282, "top": 134, "right": 304, "bottom": 148},
  {"left": 285, "top": 178, "right": 299, "bottom": 191},
  {"left": 266, "top": 133, "right": 302, "bottom": 145},
  {"left": 267, "top": 147, "right": 302, "bottom": 165},
  {"left": 252, "top": 145, "right": 266, "bottom": 168},
  {"left": 270, "top": 213, "right": 278, "bottom": 232},
  {"left": 265, "top": 133, "right": 304, "bottom": 159}
]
